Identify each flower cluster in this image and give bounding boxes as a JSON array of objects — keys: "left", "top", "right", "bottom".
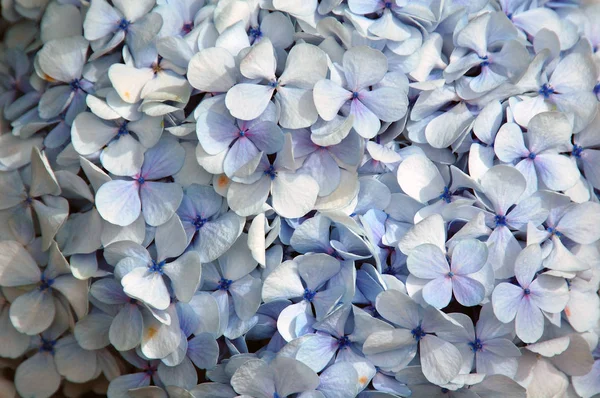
[{"left": 0, "top": 0, "right": 600, "bottom": 397}]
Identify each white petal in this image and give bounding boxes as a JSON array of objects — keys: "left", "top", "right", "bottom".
[
  {"left": 10, "top": 289, "right": 55, "bottom": 335},
  {"left": 96, "top": 180, "right": 141, "bottom": 227},
  {"left": 225, "top": 83, "right": 274, "bottom": 121},
  {"left": 187, "top": 47, "right": 237, "bottom": 93},
  {"left": 420, "top": 335, "right": 462, "bottom": 385},
  {"left": 0, "top": 240, "right": 41, "bottom": 286},
  {"left": 272, "top": 172, "right": 319, "bottom": 218},
  {"left": 15, "top": 352, "right": 61, "bottom": 398},
  {"left": 122, "top": 267, "right": 170, "bottom": 310},
  {"left": 397, "top": 154, "right": 446, "bottom": 203},
  {"left": 108, "top": 64, "right": 154, "bottom": 104},
  {"left": 163, "top": 251, "right": 202, "bottom": 303}
]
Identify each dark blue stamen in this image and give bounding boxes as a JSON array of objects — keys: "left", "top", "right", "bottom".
[
  {"left": 352, "top": 91, "right": 359, "bottom": 99},
  {"left": 441, "top": 388, "right": 450, "bottom": 394},
  {"left": 447, "top": 271, "right": 454, "bottom": 278},
  {"left": 193, "top": 215, "right": 208, "bottom": 230},
  {"left": 137, "top": 176, "right": 145, "bottom": 185},
  {"left": 572, "top": 144, "right": 584, "bottom": 158},
  {"left": 268, "top": 80, "right": 279, "bottom": 88},
  {"left": 149, "top": 260, "right": 166, "bottom": 274},
  {"left": 25, "top": 196, "right": 33, "bottom": 205},
  {"left": 118, "top": 18, "right": 131, "bottom": 32},
  {"left": 39, "top": 274, "right": 54, "bottom": 291},
  {"left": 264, "top": 165, "right": 277, "bottom": 180},
  {"left": 479, "top": 55, "right": 490, "bottom": 67},
  {"left": 69, "top": 79, "right": 81, "bottom": 91},
  {"left": 523, "top": 288, "right": 531, "bottom": 295},
  {"left": 117, "top": 122, "right": 129, "bottom": 138},
  {"left": 507, "top": 13, "right": 513, "bottom": 20},
  {"left": 539, "top": 84, "right": 555, "bottom": 98},
  {"left": 39, "top": 338, "right": 56, "bottom": 354},
  {"left": 303, "top": 288, "right": 317, "bottom": 302},
  {"left": 239, "top": 129, "right": 247, "bottom": 137},
  {"left": 546, "top": 226, "right": 563, "bottom": 238},
  {"left": 411, "top": 325, "right": 426, "bottom": 341},
  {"left": 273, "top": 393, "right": 281, "bottom": 398},
  {"left": 218, "top": 278, "right": 233, "bottom": 291},
  {"left": 528, "top": 152, "right": 536, "bottom": 160},
  {"left": 594, "top": 83, "right": 600, "bottom": 95},
  {"left": 384, "top": 1, "right": 393, "bottom": 8},
  {"left": 438, "top": 187, "right": 452, "bottom": 203},
  {"left": 494, "top": 214, "right": 507, "bottom": 227},
  {"left": 468, "top": 338, "right": 484, "bottom": 352},
  {"left": 338, "top": 335, "right": 351, "bottom": 349},
  {"left": 249, "top": 27, "right": 262, "bottom": 39}
]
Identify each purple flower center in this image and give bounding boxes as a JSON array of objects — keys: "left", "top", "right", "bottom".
[
  {"left": 447, "top": 271, "right": 454, "bottom": 278},
  {"left": 268, "top": 80, "right": 279, "bottom": 88},
  {"left": 149, "top": 260, "right": 166, "bottom": 274},
  {"left": 193, "top": 215, "right": 208, "bottom": 230},
  {"left": 546, "top": 226, "right": 563, "bottom": 238},
  {"left": 384, "top": 1, "right": 393, "bottom": 9},
  {"left": 338, "top": 335, "right": 351, "bottom": 349},
  {"left": 182, "top": 22, "right": 193, "bottom": 34},
  {"left": 572, "top": 144, "right": 583, "bottom": 158},
  {"left": 352, "top": 91, "right": 360, "bottom": 99},
  {"left": 118, "top": 18, "right": 131, "bottom": 32},
  {"left": 218, "top": 278, "right": 233, "bottom": 291},
  {"left": 594, "top": 83, "right": 600, "bottom": 95},
  {"left": 523, "top": 288, "right": 531, "bottom": 295},
  {"left": 39, "top": 338, "right": 56, "bottom": 354},
  {"left": 137, "top": 176, "right": 146, "bottom": 185},
  {"left": 69, "top": 78, "right": 81, "bottom": 91},
  {"left": 303, "top": 288, "right": 317, "bottom": 302},
  {"left": 411, "top": 325, "right": 426, "bottom": 341},
  {"left": 25, "top": 196, "right": 33, "bottom": 205},
  {"left": 468, "top": 338, "right": 483, "bottom": 352},
  {"left": 479, "top": 55, "right": 490, "bottom": 67},
  {"left": 539, "top": 84, "right": 555, "bottom": 98},
  {"left": 528, "top": 152, "right": 536, "bottom": 160}
]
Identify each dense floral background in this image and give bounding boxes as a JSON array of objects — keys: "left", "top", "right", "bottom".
[{"left": 1, "top": 0, "right": 600, "bottom": 397}]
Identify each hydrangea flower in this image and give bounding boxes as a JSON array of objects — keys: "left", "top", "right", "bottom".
[
  {"left": 225, "top": 39, "right": 328, "bottom": 129},
  {"left": 95, "top": 137, "right": 185, "bottom": 227},
  {"left": 0, "top": 241, "right": 88, "bottom": 335},
  {"left": 313, "top": 45, "right": 409, "bottom": 139},
  {"left": 494, "top": 111, "right": 580, "bottom": 196},
  {"left": 177, "top": 183, "right": 243, "bottom": 262},
  {"left": 492, "top": 245, "right": 569, "bottom": 343},
  {"left": 407, "top": 239, "right": 487, "bottom": 308},
  {"left": 362, "top": 289, "right": 465, "bottom": 385},
  {"left": 83, "top": 0, "right": 163, "bottom": 60},
  {"left": 36, "top": 36, "right": 91, "bottom": 122}
]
